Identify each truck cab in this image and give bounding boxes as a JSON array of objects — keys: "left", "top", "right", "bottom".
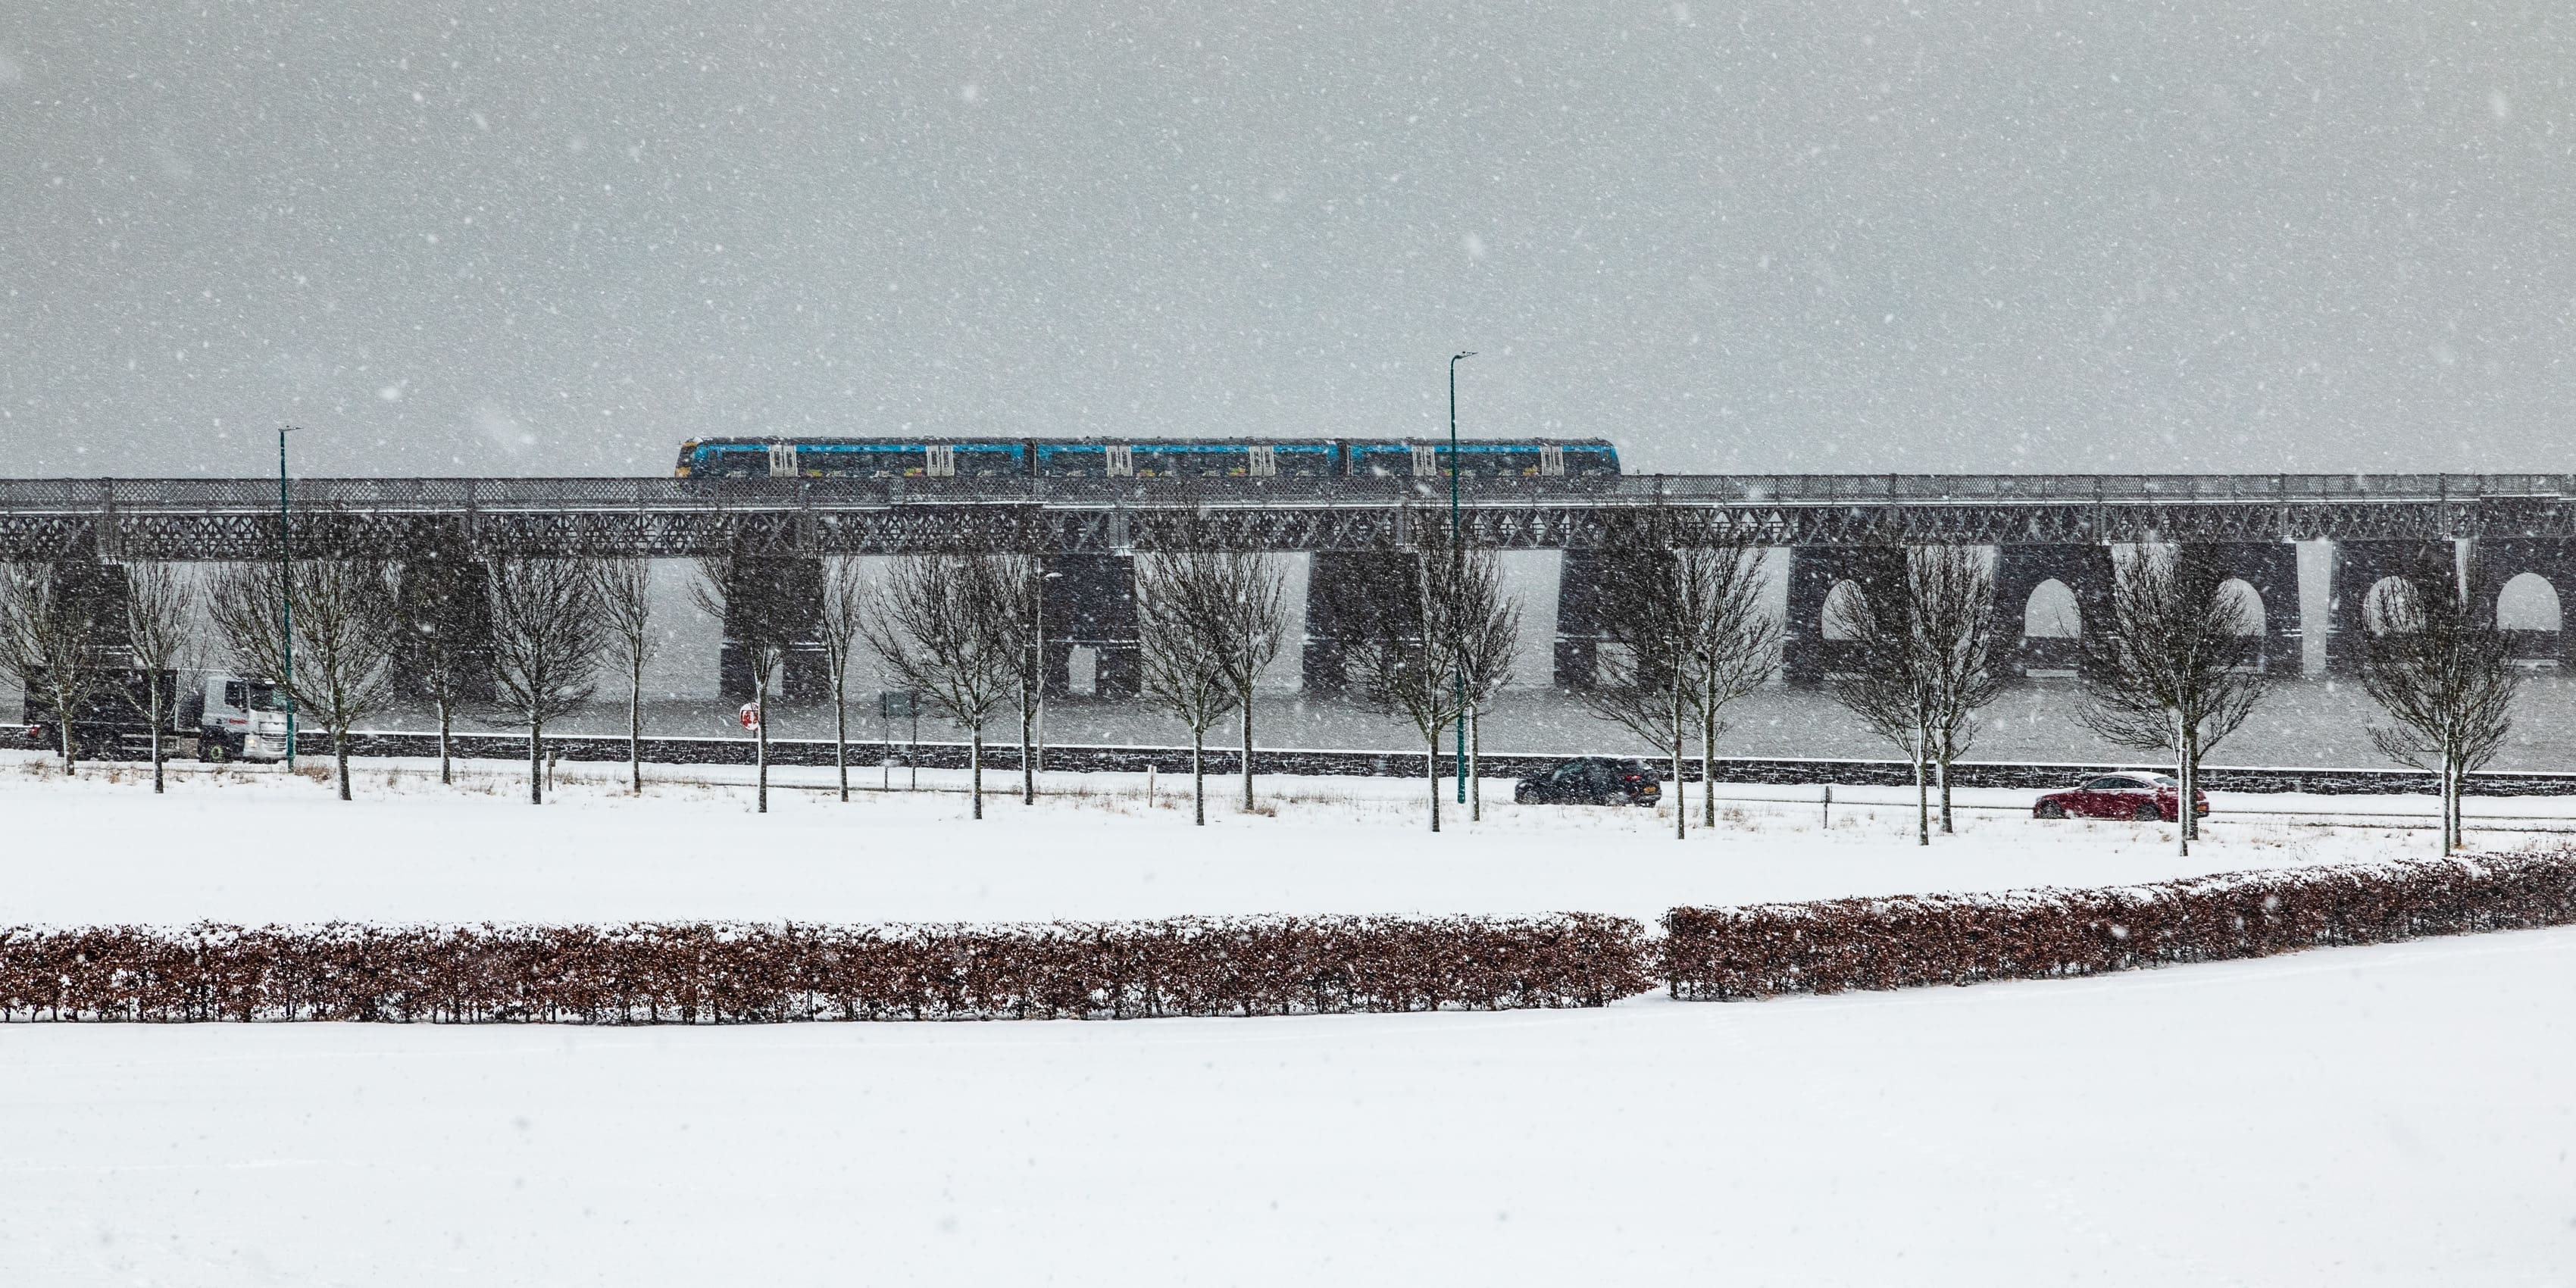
[{"left": 196, "top": 674, "right": 294, "bottom": 762}]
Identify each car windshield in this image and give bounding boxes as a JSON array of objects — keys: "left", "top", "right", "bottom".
[{"left": 242, "top": 681, "right": 291, "bottom": 711}]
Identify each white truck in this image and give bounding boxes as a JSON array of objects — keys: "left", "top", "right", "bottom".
[{"left": 20, "top": 669, "right": 295, "bottom": 763}]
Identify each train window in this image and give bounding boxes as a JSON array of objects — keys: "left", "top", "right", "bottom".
[
  {"left": 927, "top": 445, "right": 955, "bottom": 477},
  {"left": 1249, "top": 445, "right": 1276, "bottom": 477}
]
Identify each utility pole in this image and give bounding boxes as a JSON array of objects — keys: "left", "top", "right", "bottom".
[
  {"left": 277, "top": 425, "right": 298, "bottom": 771},
  {"left": 1449, "top": 352, "right": 1474, "bottom": 806}
]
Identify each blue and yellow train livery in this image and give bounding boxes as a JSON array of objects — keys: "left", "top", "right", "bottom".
[{"left": 674, "top": 436, "right": 1620, "bottom": 480}]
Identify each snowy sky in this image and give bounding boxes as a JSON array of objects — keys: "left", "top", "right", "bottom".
[{"left": 2, "top": 2, "right": 2569, "bottom": 477}]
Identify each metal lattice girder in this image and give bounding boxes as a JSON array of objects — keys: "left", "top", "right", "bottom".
[{"left": 8, "top": 474, "right": 2576, "bottom": 560}]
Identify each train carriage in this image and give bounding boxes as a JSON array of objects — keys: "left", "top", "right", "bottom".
[
  {"left": 1033, "top": 439, "right": 1340, "bottom": 480},
  {"left": 676, "top": 438, "right": 1028, "bottom": 479},
  {"left": 1343, "top": 439, "right": 1621, "bottom": 480}
]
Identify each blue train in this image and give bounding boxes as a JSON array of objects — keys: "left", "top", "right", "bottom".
[{"left": 673, "top": 436, "right": 1621, "bottom": 480}]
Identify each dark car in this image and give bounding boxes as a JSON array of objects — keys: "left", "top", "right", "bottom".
[
  {"left": 1515, "top": 757, "right": 1662, "bottom": 807},
  {"left": 2034, "top": 772, "right": 2211, "bottom": 822}
]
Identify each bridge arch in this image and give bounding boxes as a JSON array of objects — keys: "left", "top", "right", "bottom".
[
  {"left": 2217, "top": 578, "right": 2265, "bottom": 636},
  {"left": 2498, "top": 572, "right": 2562, "bottom": 632},
  {"left": 1820, "top": 580, "right": 1865, "bottom": 641},
  {"left": 2022, "top": 580, "right": 2080, "bottom": 639}
]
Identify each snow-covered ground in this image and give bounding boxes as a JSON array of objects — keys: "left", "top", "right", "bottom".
[
  {"left": 4, "top": 927, "right": 2571, "bottom": 1286},
  {"left": 0, "top": 749, "right": 2552, "bottom": 928}
]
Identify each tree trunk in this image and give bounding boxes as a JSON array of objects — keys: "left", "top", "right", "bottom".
[
  {"left": 1937, "top": 742, "right": 1952, "bottom": 835},
  {"left": 1914, "top": 743, "right": 1928, "bottom": 847},
  {"left": 2440, "top": 749, "right": 2456, "bottom": 855},
  {"left": 1672, "top": 683, "right": 1686, "bottom": 840},
  {"left": 1241, "top": 693, "right": 1255, "bottom": 814},
  {"left": 149, "top": 688, "right": 165, "bottom": 794},
  {"left": 1427, "top": 733, "right": 1440, "bottom": 833},
  {"left": 1700, "top": 697, "right": 1717, "bottom": 831},
  {"left": 2173, "top": 717, "right": 2189, "bottom": 858},
  {"left": 1192, "top": 727, "right": 1205, "bottom": 827},
  {"left": 528, "top": 717, "right": 543, "bottom": 805},
  {"left": 970, "top": 729, "right": 983, "bottom": 819},
  {"left": 56, "top": 692, "right": 75, "bottom": 775},
  {"left": 627, "top": 656, "right": 643, "bottom": 795},
  {"left": 835, "top": 679, "right": 849, "bottom": 803},
  {"left": 756, "top": 703, "right": 769, "bottom": 816},
  {"left": 1020, "top": 683, "right": 1035, "bottom": 805},
  {"left": 335, "top": 726, "right": 352, "bottom": 801},
  {"left": 438, "top": 697, "right": 454, "bottom": 786}
]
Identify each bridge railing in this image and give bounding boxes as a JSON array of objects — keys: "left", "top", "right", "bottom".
[{"left": 4, "top": 473, "right": 2574, "bottom": 513}]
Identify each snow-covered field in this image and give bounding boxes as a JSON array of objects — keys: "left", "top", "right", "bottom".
[
  {"left": 2, "top": 928, "right": 2570, "bottom": 1286},
  {"left": 8, "top": 752, "right": 2572, "bottom": 1285},
  {"left": 0, "top": 750, "right": 2537, "bottom": 927}
]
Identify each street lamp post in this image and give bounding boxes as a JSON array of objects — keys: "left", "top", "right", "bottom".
[
  {"left": 277, "top": 426, "right": 298, "bottom": 771},
  {"left": 1449, "top": 352, "right": 1474, "bottom": 806},
  {"left": 1033, "top": 567, "right": 1062, "bottom": 794}
]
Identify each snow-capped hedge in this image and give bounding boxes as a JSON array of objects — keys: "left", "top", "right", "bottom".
[
  {"left": 1661, "top": 851, "right": 2576, "bottom": 1000},
  {"left": 11, "top": 854, "right": 2573, "bottom": 1022},
  {"left": 0, "top": 913, "right": 1653, "bottom": 1023}
]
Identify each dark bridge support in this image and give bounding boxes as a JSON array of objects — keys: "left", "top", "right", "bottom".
[
  {"left": 1044, "top": 554, "right": 1138, "bottom": 699},
  {"left": 717, "top": 558, "right": 827, "bottom": 702},
  {"left": 2325, "top": 539, "right": 2451, "bottom": 677},
  {"left": 1992, "top": 544, "right": 2112, "bottom": 677},
  {"left": 2191, "top": 542, "right": 2301, "bottom": 676},
  {"left": 1783, "top": 546, "right": 1905, "bottom": 686},
  {"left": 391, "top": 526, "right": 496, "bottom": 702},
  {"left": 2477, "top": 538, "right": 2576, "bottom": 666},
  {"left": 1552, "top": 551, "right": 1664, "bottom": 689},
  {"left": 1301, "top": 552, "right": 1414, "bottom": 693}
]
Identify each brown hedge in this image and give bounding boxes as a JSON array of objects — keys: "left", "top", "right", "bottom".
[
  {"left": 1662, "top": 850, "right": 2576, "bottom": 1000},
  {"left": 0, "top": 913, "right": 1653, "bottom": 1024}
]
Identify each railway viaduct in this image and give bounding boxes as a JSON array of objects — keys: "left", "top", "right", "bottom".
[{"left": 6, "top": 474, "right": 2574, "bottom": 698}]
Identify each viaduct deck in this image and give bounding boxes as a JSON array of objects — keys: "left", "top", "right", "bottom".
[{"left": 5, "top": 474, "right": 2575, "bottom": 560}]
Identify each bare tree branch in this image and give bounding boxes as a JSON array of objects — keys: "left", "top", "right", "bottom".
[
  {"left": 2075, "top": 544, "right": 2271, "bottom": 851},
  {"left": 590, "top": 557, "right": 656, "bottom": 795},
  {"left": 119, "top": 562, "right": 199, "bottom": 793},
  {"left": 861, "top": 553, "right": 1023, "bottom": 820},
  {"left": 208, "top": 555, "right": 399, "bottom": 799},
  {"left": 486, "top": 556, "right": 608, "bottom": 805},
  {"left": 0, "top": 561, "right": 114, "bottom": 774},
  {"left": 2360, "top": 546, "right": 2518, "bottom": 855}
]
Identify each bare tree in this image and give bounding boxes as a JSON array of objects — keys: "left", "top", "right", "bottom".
[
  {"left": 1822, "top": 558, "right": 1929, "bottom": 845},
  {"left": 1683, "top": 539, "right": 1783, "bottom": 832},
  {"left": 815, "top": 555, "right": 868, "bottom": 803},
  {"left": 862, "top": 553, "right": 1022, "bottom": 820},
  {"left": 692, "top": 550, "right": 802, "bottom": 814},
  {"left": 1581, "top": 550, "right": 1698, "bottom": 840},
  {"left": 1134, "top": 549, "right": 1246, "bottom": 826},
  {"left": 0, "top": 561, "right": 112, "bottom": 774},
  {"left": 209, "top": 558, "right": 399, "bottom": 800},
  {"left": 1327, "top": 531, "right": 1471, "bottom": 833},
  {"left": 986, "top": 555, "right": 1044, "bottom": 806},
  {"left": 590, "top": 558, "right": 656, "bottom": 795},
  {"left": 120, "top": 562, "right": 199, "bottom": 793},
  {"left": 486, "top": 557, "right": 608, "bottom": 806},
  {"left": 2361, "top": 548, "right": 2518, "bottom": 855},
  {"left": 394, "top": 556, "right": 485, "bottom": 786},
  {"left": 2075, "top": 545, "right": 2271, "bottom": 855},
  {"left": 1440, "top": 539, "right": 1519, "bottom": 824},
  {"left": 1911, "top": 546, "right": 2005, "bottom": 834},
  {"left": 1822, "top": 546, "right": 2005, "bottom": 845}
]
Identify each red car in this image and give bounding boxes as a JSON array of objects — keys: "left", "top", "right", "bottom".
[{"left": 2033, "top": 772, "right": 2210, "bottom": 822}]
